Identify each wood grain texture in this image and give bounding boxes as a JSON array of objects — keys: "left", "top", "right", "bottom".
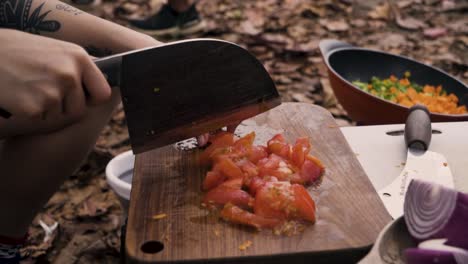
[{"left": 126, "top": 103, "right": 391, "bottom": 264}]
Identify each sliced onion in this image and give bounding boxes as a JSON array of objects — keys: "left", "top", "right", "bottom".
[
  {"left": 404, "top": 179, "right": 457, "bottom": 239},
  {"left": 404, "top": 179, "right": 468, "bottom": 250},
  {"left": 405, "top": 248, "right": 461, "bottom": 264}
]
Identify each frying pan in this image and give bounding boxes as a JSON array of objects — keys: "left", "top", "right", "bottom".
[{"left": 319, "top": 39, "right": 468, "bottom": 125}]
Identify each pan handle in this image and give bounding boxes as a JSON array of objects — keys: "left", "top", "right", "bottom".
[
  {"left": 404, "top": 104, "right": 432, "bottom": 150},
  {"left": 0, "top": 56, "right": 122, "bottom": 119},
  {"left": 319, "top": 39, "right": 353, "bottom": 58}
]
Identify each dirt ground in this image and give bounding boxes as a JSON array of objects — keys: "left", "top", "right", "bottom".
[{"left": 20, "top": 0, "right": 467, "bottom": 263}]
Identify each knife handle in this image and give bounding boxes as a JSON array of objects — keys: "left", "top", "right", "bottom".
[
  {"left": 0, "top": 56, "right": 122, "bottom": 120},
  {"left": 94, "top": 56, "right": 122, "bottom": 88},
  {"left": 404, "top": 104, "right": 432, "bottom": 150}
]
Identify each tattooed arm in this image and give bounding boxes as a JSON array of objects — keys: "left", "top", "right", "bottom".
[{"left": 0, "top": 0, "right": 160, "bottom": 56}]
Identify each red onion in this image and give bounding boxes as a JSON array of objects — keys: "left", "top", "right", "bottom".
[
  {"left": 404, "top": 179, "right": 468, "bottom": 264},
  {"left": 405, "top": 248, "right": 468, "bottom": 264}
]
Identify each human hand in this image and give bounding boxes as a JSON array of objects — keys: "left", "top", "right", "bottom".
[{"left": 0, "top": 29, "right": 111, "bottom": 121}]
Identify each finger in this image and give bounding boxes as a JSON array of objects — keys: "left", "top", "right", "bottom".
[
  {"left": 196, "top": 133, "right": 210, "bottom": 147},
  {"left": 79, "top": 55, "right": 111, "bottom": 105},
  {"left": 63, "top": 80, "right": 86, "bottom": 120}
]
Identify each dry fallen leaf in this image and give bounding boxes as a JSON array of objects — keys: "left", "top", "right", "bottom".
[
  {"left": 320, "top": 19, "right": 349, "bottom": 32},
  {"left": 368, "top": 3, "right": 391, "bottom": 20},
  {"left": 423, "top": 27, "right": 447, "bottom": 39},
  {"left": 396, "top": 16, "right": 427, "bottom": 30}
]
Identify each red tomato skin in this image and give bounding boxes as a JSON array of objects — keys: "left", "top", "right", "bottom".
[
  {"left": 221, "top": 203, "right": 281, "bottom": 229},
  {"left": 199, "top": 133, "right": 234, "bottom": 165},
  {"left": 300, "top": 155, "right": 325, "bottom": 184},
  {"left": 233, "top": 132, "right": 255, "bottom": 151},
  {"left": 203, "top": 187, "right": 253, "bottom": 208},
  {"left": 247, "top": 146, "right": 268, "bottom": 164},
  {"left": 247, "top": 177, "right": 266, "bottom": 196},
  {"left": 291, "top": 184, "right": 316, "bottom": 222},
  {"left": 217, "top": 156, "right": 245, "bottom": 179},
  {"left": 267, "top": 134, "right": 292, "bottom": 159},
  {"left": 202, "top": 170, "right": 226, "bottom": 191},
  {"left": 291, "top": 137, "right": 311, "bottom": 168}
]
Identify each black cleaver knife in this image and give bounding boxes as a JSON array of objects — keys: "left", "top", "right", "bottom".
[{"left": 0, "top": 39, "right": 280, "bottom": 154}]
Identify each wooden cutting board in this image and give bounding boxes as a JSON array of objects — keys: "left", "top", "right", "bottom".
[{"left": 125, "top": 103, "right": 391, "bottom": 264}]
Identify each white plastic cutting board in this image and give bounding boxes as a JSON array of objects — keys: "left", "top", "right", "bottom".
[{"left": 340, "top": 122, "right": 468, "bottom": 193}]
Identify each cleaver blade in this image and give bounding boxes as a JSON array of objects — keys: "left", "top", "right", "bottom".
[
  {"left": 378, "top": 105, "right": 455, "bottom": 219},
  {"left": 95, "top": 38, "right": 281, "bottom": 153}
]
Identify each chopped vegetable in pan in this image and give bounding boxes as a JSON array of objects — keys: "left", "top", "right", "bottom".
[{"left": 352, "top": 71, "right": 467, "bottom": 115}]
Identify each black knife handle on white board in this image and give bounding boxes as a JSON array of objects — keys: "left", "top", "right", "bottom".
[
  {"left": 0, "top": 56, "right": 122, "bottom": 119},
  {"left": 404, "top": 104, "right": 432, "bottom": 151}
]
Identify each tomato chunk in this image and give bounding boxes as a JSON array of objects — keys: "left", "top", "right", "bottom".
[
  {"left": 199, "top": 133, "right": 235, "bottom": 165},
  {"left": 257, "top": 154, "right": 295, "bottom": 181},
  {"left": 221, "top": 203, "right": 282, "bottom": 229},
  {"left": 267, "top": 134, "right": 291, "bottom": 159},
  {"left": 202, "top": 170, "right": 226, "bottom": 191},
  {"left": 216, "top": 156, "right": 244, "bottom": 179},
  {"left": 291, "top": 137, "right": 311, "bottom": 168},
  {"left": 254, "top": 181, "right": 315, "bottom": 223},
  {"left": 291, "top": 184, "right": 316, "bottom": 222},
  {"left": 203, "top": 186, "right": 253, "bottom": 208},
  {"left": 300, "top": 155, "right": 325, "bottom": 184}
]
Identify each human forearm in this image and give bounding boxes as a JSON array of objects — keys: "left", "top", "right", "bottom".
[{"left": 0, "top": 0, "right": 161, "bottom": 55}]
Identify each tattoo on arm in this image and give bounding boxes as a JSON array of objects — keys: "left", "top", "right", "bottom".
[
  {"left": 0, "top": 0, "right": 60, "bottom": 34},
  {"left": 55, "top": 3, "right": 82, "bottom": 16}
]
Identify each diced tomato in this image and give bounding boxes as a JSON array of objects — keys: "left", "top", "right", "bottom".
[
  {"left": 246, "top": 146, "right": 268, "bottom": 164},
  {"left": 299, "top": 155, "right": 325, "bottom": 184},
  {"left": 203, "top": 187, "right": 253, "bottom": 208},
  {"left": 202, "top": 170, "right": 226, "bottom": 191},
  {"left": 254, "top": 181, "right": 293, "bottom": 220},
  {"left": 216, "top": 156, "right": 244, "bottom": 179},
  {"left": 233, "top": 132, "right": 255, "bottom": 152},
  {"left": 257, "top": 154, "right": 295, "bottom": 181},
  {"left": 291, "top": 137, "right": 311, "bottom": 168},
  {"left": 221, "top": 203, "right": 282, "bottom": 229},
  {"left": 267, "top": 134, "right": 291, "bottom": 159},
  {"left": 291, "top": 184, "right": 316, "bottom": 222},
  {"left": 218, "top": 178, "right": 243, "bottom": 189},
  {"left": 208, "top": 147, "right": 232, "bottom": 163},
  {"left": 254, "top": 181, "right": 316, "bottom": 223},
  {"left": 199, "top": 133, "right": 235, "bottom": 165},
  {"left": 236, "top": 159, "right": 258, "bottom": 180},
  {"left": 200, "top": 132, "right": 322, "bottom": 230},
  {"left": 248, "top": 177, "right": 266, "bottom": 196},
  {"left": 306, "top": 155, "right": 325, "bottom": 171}
]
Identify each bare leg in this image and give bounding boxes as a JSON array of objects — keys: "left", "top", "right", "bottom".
[
  {"left": 0, "top": 91, "right": 121, "bottom": 237},
  {"left": 167, "top": 0, "right": 194, "bottom": 12}
]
